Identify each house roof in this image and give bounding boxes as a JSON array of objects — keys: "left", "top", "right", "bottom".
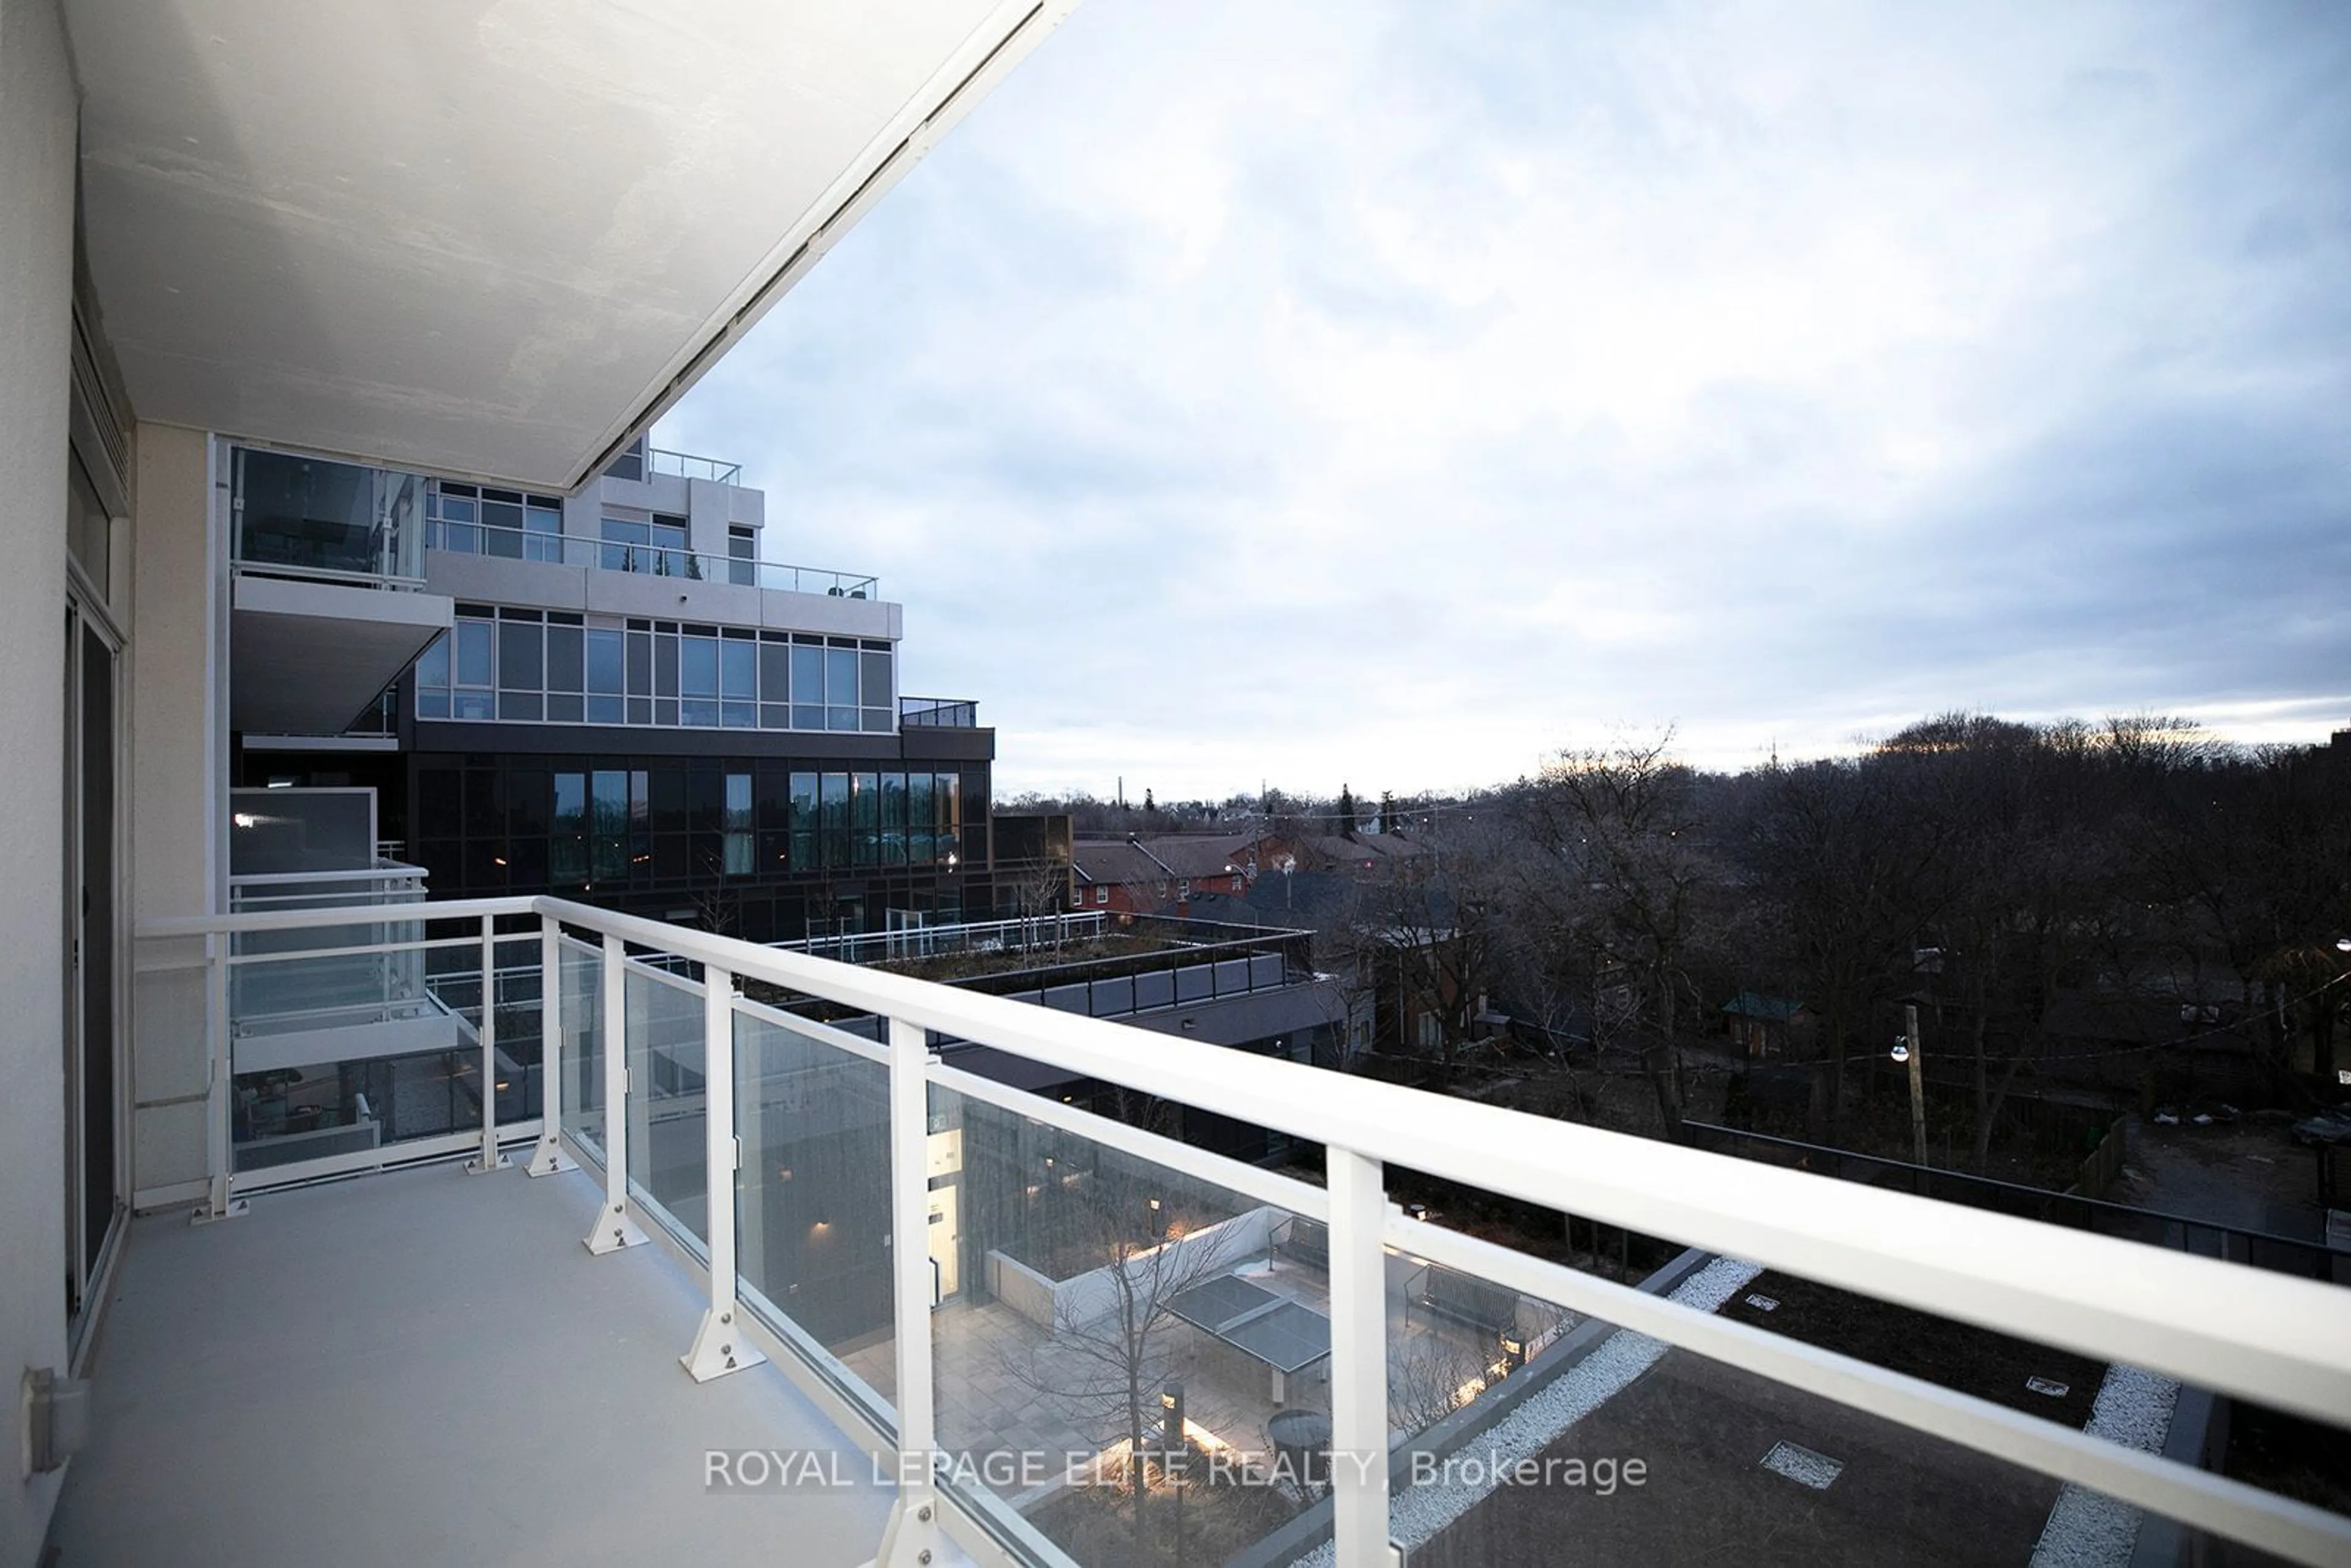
[{"left": 1071, "top": 835, "right": 1256, "bottom": 886}]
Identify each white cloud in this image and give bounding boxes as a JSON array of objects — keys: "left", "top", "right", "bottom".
[{"left": 661, "top": 0, "right": 2351, "bottom": 798}]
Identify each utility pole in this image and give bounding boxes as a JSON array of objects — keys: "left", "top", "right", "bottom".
[{"left": 1904, "top": 1003, "right": 1928, "bottom": 1167}]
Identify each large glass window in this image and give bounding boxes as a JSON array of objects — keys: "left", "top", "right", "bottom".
[
  {"left": 908, "top": 771, "right": 934, "bottom": 865},
  {"left": 498, "top": 618, "right": 543, "bottom": 721},
  {"left": 417, "top": 613, "right": 899, "bottom": 734},
  {"left": 724, "top": 774, "right": 753, "bottom": 876},
  {"left": 721, "top": 637, "right": 756, "bottom": 729},
  {"left": 826, "top": 647, "right": 860, "bottom": 732},
  {"left": 591, "top": 770, "right": 629, "bottom": 882},
  {"left": 880, "top": 772, "right": 907, "bottom": 866},
  {"left": 553, "top": 773, "right": 587, "bottom": 885},
  {"left": 416, "top": 632, "right": 451, "bottom": 719},
  {"left": 789, "top": 772, "right": 817, "bottom": 871},
  {"left": 820, "top": 773, "right": 850, "bottom": 869},
  {"left": 586, "top": 629, "right": 624, "bottom": 724},
  {"left": 599, "top": 516, "right": 693, "bottom": 576},
  {"left": 429, "top": 481, "right": 563, "bottom": 561}
]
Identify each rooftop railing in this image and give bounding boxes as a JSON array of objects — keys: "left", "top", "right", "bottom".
[
  {"left": 133, "top": 894, "right": 2351, "bottom": 1568},
  {"left": 423, "top": 517, "right": 879, "bottom": 598},
  {"left": 899, "top": 696, "right": 979, "bottom": 727},
  {"left": 774, "top": 910, "right": 1110, "bottom": 966},
  {"left": 647, "top": 446, "right": 744, "bottom": 486}
]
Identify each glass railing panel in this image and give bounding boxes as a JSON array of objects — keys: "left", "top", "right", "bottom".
[
  {"left": 230, "top": 446, "right": 422, "bottom": 583},
  {"left": 624, "top": 963, "right": 710, "bottom": 1242},
  {"left": 924, "top": 1082, "right": 1330, "bottom": 1566},
  {"left": 560, "top": 936, "right": 605, "bottom": 1161},
  {"left": 225, "top": 924, "right": 487, "bottom": 1171},
  {"left": 490, "top": 928, "right": 543, "bottom": 1125},
  {"left": 1361, "top": 1173, "right": 2339, "bottom": 1568},
  {"left": 730, "top": 1004, "right": 897, "bottom": 1411}
]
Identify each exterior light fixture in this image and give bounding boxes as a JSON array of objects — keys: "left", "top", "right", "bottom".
[
  {"left": 1890, "top": 1039, "right": 1911, "bottom": 1063},
  {"left": 2336, "top": 936, "right": 2351, "bottom": 953}
]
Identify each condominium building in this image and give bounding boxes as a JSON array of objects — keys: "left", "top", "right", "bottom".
[
  {"left": 4, "top": 4, "right": 2344, "bottom": 1568},
  {"left": 239, "top": 435, "right": 996, "bottom": 942}
]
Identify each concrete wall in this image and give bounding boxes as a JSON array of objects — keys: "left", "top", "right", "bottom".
[
  {"left": 128, "top": 425, "right": 219, "bottom": 1204},
  {"left": 1, "top": 0, "right": 80, "bottom": 1553}
]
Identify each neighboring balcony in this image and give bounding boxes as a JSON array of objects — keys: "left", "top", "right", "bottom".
[
  {"left": 422, "top": 519, "right": 896, "bottom": 642},
  {"left": 229, "top": 446, "right": 454, "bottom": 736},
  {"left": 99, "top": 895, "right": 2351, "bottom": 1568}
]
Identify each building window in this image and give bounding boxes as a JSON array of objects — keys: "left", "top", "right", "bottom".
[
  {"left": 604, "top": 436, "right": 646, "bottom": 483},
  {"left": 728, "top": 525, "right": 756, "bottom": 587},
  {"left": 417, "top": 612, "right": 898, "bottom": 734},
  {"left": 1095, "top": 886, "right": 1109, "bottom": 905},
  {"left": 599, "top": 515, "right": 692, "bottom": 577},
  {"left": 429, "top": 481, "right": 562, "bottom": 561},
  {"left": 723, "top": 773, "right": 753, "bottom": 876}
]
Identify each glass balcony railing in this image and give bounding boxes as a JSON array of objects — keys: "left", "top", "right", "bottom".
[
  {"left": 648, "top": 446, "right": 744, "bottom": 485},
  {"left": 133, "top": 893, "right": 2351, "bottom": 1568},
  {"left": 899, "top": 696, "right": 978, "bottom": 727},
  {"left": 424, "top": 517, "right": 877, "bottom": 599},
  {"left": 230, "top": 446, "right": 427, "bottom": 587}
]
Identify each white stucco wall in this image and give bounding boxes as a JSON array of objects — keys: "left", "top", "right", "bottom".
[{"left": 1, "top": 0, "right": 81, "bottom": 1553}]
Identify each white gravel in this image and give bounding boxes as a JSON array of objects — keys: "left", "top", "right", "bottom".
[
  {"left": 1294, "top": 1255, "right": 1763, "bottom": 1567},
  {"left": 2027, "top": 1364, "right": 2182, "bottom": 1568}
]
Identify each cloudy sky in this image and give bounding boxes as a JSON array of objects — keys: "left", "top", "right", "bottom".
[{"left": 658, "top": 0, "right": 2351, "bottom": 801}]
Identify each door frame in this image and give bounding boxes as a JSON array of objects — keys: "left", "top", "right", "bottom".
[{"left": 64, "top": 566, "right": 131, "bottom": 1368}]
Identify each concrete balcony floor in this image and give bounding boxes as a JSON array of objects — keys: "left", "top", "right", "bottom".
[{"left": 51, "top": 1159, "right": 899, "bottom": 1567}]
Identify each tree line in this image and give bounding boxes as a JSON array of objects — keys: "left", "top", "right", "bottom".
[{"left": 1310, "top": 714, "right": 2350, "bottom": 1166}]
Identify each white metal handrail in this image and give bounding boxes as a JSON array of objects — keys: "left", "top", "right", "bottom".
[{"left": 137, "top": 894, "right": 2351, "bottom": 1568}]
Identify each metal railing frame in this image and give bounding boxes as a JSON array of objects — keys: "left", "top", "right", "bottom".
[
  {"left": 1683, "top": 1120, "right": 2350, "bottom": 1285},
  {"left": 137, "top": 894, "right": 2351, "bottom": 1568},
  {"left": 421, "top": 516, "right": 877, "bottom": 598},
  {"left": 647, "top": 446, "right": 744, "bottom": 486}
]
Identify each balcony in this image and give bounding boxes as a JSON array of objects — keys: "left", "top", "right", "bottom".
[
  {"left": 105, "top": 896, "right": 2351, "bottom": 1567},
  {"left": 228, "top": 446, "right": 454, "bottom": 735},
  {"left": 424, "top": 518, "right": 882, "bottom": 605}
]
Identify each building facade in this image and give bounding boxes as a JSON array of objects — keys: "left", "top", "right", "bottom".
[{"left": 234, "top": 438, "right": 998, "bottom": 942}]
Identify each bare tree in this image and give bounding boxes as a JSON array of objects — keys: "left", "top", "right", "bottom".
[
  {"left": 1000, "top": 1153, "right": 1245, "bottom": 1553},
  {"left": 1388, "top": 1331, "right": 1498, "bottom": 1438},
  {"left": 1533, "top": 730, "right": 1723, "bottom": 1141}
]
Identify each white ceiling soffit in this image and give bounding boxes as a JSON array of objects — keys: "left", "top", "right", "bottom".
[{"left": 67, "top": 0, "right": 1078, "bottom": 491}]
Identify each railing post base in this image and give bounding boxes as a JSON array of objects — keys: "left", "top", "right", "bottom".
[
  {"left": 525, "top": 1137, "right": 578, "bottom": 1178},
  {"left": 465, "top": 1149, "right": 513, "bottom": 1176},
  {"left": 680, "top": 1306, "right": 768, "bottom": 1384},
  {"left": 868, "top": 1491, "right": 944, "bottom": 1568},
  {"left": 189, "top": 1185, "right": 248, "bottom": 1227},
  {"left": 584, "top": 1201, "right": 648, "bottom": 1255}
]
